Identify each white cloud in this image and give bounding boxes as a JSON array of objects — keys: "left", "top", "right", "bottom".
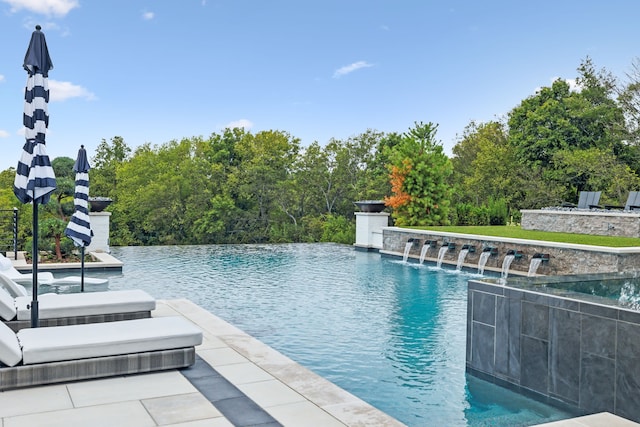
[
  {"left": 333, "top": 61, "right": 374, "bottom": 79},
  {"left": 564, "top": 78, "right": 581, "bottom": 92},
  {"left": 142, "top": 11, "right": 154, "bottom": 20},
  {"left": 225, "top": 119, "right": 253, "bottom": 130},
  {"left": 48, "top": 80, "right": 95, "bottom": 102},
  {"left": 0, "top": 75, "right": 5, "bottom": 83},
  {"left": 2, "top": 0, "right": 79, "bottom": 16},
  {"left": 0, "top": 130, "right": 9, "bottom": 138}
]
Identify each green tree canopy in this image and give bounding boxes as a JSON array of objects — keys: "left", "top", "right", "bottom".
[{"left": 385, "top": 122, "right": 453, "bottom": 226}]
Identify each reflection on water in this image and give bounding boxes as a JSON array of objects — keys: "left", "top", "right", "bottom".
[{"left": 52, "top": 243, "right": 574, "bottom": 426}]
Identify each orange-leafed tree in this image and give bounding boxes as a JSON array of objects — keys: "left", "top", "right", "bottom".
[{"left": 384, "top": 122, "right": 453, "bottom": 226}]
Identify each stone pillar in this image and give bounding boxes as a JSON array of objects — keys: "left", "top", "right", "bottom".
[
  {"left": 355, "top": 212, "right": 389, "bottom": 251},
  {"left": 87, "top": 212, "right": 111, "bottom": 253}
]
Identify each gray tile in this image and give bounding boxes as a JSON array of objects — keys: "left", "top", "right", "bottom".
[
  {"left": 581, "top": 314, "right": 616, "bottom": 359},
  {"left": 469, "top": 280, "right": 504, "bottom": 295},
  {"left": 522, "top": 301, "right": 549, "bottom": 340},
  {"left": 618, "top": 308, "right": 640, "bottom": 325},
  {"left": 470, "top": 321, "right": 495, "bottom": 374},
  {"left": 472, "top": 291, "right": 496, "bottom": 325},
  {"left": 580, "top": 302, "right": 618, "bottom": 320},
  {"left": 182, "top": 356, "right": 282, "bottom": 426},
  {"left": 495, "top": 296, "right": 509, "bottom": 376},
  {"left": 615, "top": 321, "right": 640, "bottom": 421},
  {"left": 507, "top": 296, "right": 522, "bottom": 380},
  {"left": 549, "top": 307, "right": 580, "bottom": 403},
  {"left": 521, "top": 336, "right": 548, "bottom": 394},
  {"left": 580, "top": 353, "right": 615, "bottom": 414},
  {"left": 215, "top": 396, "right": 281, "bottom": 427}
]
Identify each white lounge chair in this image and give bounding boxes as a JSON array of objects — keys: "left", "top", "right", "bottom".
[
  {"left": 0, "top": 316, "right": 202, "bottom": 390},
  {"left": 0, "top": 273, "right": 155, "bottom": 331},
  {"left": 0, "top": 253, "right": 108, "bottom": 287}
]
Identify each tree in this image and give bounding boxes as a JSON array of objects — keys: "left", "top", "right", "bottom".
[
  {"left": 230, "top": 130, "right": 300, "bottom": 242},
  {"left": 385, "top": 122, "right": 453, "bottom": 226},
  {"left": 91, "top": 136, "right": 131, "bottom": 200},
  {"left": 35, "top": 157, "right": 76, "bottom": 260},
  {"left": 509, "top": 59, "right": 624, "bottom": 170},
  {"left": 616, "top": 57, "right": 640, "bottom": 174}
]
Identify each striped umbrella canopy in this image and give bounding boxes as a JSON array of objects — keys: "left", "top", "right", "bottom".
[
  {"left": 64, "top": 145, "right": 93, "bottom": 291},
  {"left": 13, "top": 25, "right": 57, "bottom": 327}
]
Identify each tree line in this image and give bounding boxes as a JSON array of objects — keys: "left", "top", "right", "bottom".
[{"left": 1, "top": 56, "right": 640, "bottom": 253}]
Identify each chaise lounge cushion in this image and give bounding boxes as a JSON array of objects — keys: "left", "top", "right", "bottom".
[
  {"left": 0, "top": 322, "right": 22, "bottom": 367},
  {"left": 0, "top": 287, "right": 17, "bottom": 321},
  {"left": 14, "top": 289, "right": 156, "bottom": 321},
  {"left": 0, "top": 273, "right": 28, "bottom": 298},
  {"left": 0, "top": 256, "right": 12, "bottom": 272},
  {"left": 17, "top": 316, "right": 202, "bottom": 365}
]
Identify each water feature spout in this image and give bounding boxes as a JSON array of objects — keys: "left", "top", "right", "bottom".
[
  {"left": 424, "top": 240, "right": 437, "bottom": 247},
  {"left": 501, "top": 254, "right": 516, "bottom": 279},
  {"left": 528, "top": 253, "right": 550, "bottom": 276},
  {"left": 456, "top": 248, "right": 469, "bottom": 271},
  {"left": 483, "top": 246, "right": 498, "bottom": 256},
  {"left": 419, "top": 240, "right": 437, "bottom": 264},
  {"left": 527, "top": 258, "right": 542, "bottom": 277},
  {"left": 447, "top": 242, "right": 457, "bottom": 251},
  {"left": 462, "top": 244, "right": 476, "bottom": 253},
  {"left": 436, "top": 245, "right": 448, "bottom": 268},
  {"left": 402, "top": 239, "right": 416, "bottom": 262},
  {"left": 533, "top": 253, "right": 550, "bottom": 262},
  {"left": 477, "top": 251, "right": 491, "bottom": 275},
  {"left": 506, "top": 249, "right": 523, "bottom": 259}
]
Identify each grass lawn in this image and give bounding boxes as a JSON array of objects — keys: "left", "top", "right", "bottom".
[{"left": 403, "top": 225, "right": 640, "bottom": 248}]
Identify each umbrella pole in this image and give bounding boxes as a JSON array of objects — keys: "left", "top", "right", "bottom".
[
  {"left": 81, "top": 246, "right": 85, "bottom": 292},
  {"left": 31, "top": 201, "right": 39, "bottom": 328}
]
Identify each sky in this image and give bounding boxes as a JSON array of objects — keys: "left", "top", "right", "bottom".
[{"left": 1, "top": 1, "right": 640, "bottom": 172}]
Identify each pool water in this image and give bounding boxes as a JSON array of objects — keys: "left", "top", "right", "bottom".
[{"left": 62, "top": 243, "right": 574, "bottom": 426}]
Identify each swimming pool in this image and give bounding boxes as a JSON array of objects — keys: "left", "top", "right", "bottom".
[{"left": 81, "top": 243, "right": 574, "bottom": 426}]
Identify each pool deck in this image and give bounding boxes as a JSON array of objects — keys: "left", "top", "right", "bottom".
[{"left": 0, "top": 300, "right": 636, "bottom": 427}]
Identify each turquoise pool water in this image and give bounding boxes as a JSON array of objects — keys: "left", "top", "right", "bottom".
[{"left": 66, "top": 243, "right": 574, "bottom": 426}]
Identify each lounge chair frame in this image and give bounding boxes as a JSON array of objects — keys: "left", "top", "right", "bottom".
[
  {"left": 5, "top": 311, "right": 151, "bottom": 333},
  {"left": 0, "top": 347, "right": 194, "bottom": 391}
]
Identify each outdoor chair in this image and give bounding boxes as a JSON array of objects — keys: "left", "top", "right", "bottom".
[
  {"left": 0, "top": 316, "right": 202, "bottom": 390},
  {"left": 0, "top": 254, "right": 108, "bottom": 287},
  {"left": 604, "top": 191, "right": 640, "bottom": 211},
  {"left": 625, "top": 191, "right": 640, "bottom": 210},
  {"left": 562, "top": 191, "right": 602, "bottom": 209},
  {"left": 0, "top": 273, "right": 155, "bottom": 331}
]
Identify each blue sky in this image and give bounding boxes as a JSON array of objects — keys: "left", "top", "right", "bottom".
[{"left": 1, "top": 1, "right": 640, "bottom": 172}]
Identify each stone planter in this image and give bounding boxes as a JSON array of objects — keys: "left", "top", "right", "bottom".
[
  {"left": 88, "top": 197, "right": 113, "bottom": 212},
  {"left": 354, "top": 200, "right": 386, "bottom": 213}
]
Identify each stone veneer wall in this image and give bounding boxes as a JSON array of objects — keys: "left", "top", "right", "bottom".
[
  {"left": 521, "top": 209, "right": 640, "bottom": 238},
  {"left": 381, "top": 227, "right": 640, "bottom": 275},
  {"left": 466, "top": 279, "right": 640, "bottom": 422}
]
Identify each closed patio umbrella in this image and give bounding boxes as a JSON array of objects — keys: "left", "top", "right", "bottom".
[
  {"left": 13, "top": 25, "right": 57, "bottom": 327},
  {"left": 65, "top": 145, "right": 92, "bottom": 292}
]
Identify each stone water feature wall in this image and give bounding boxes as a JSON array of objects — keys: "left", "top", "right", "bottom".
[
  {"left": 521, "top": 209, "right": 640, "bottom": 238},
  {"left": 466, "top": 279, "right": 640, "bottom": 422},
  {"left": 381, "top": 227, "right": 640, "bottom": 275}
]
